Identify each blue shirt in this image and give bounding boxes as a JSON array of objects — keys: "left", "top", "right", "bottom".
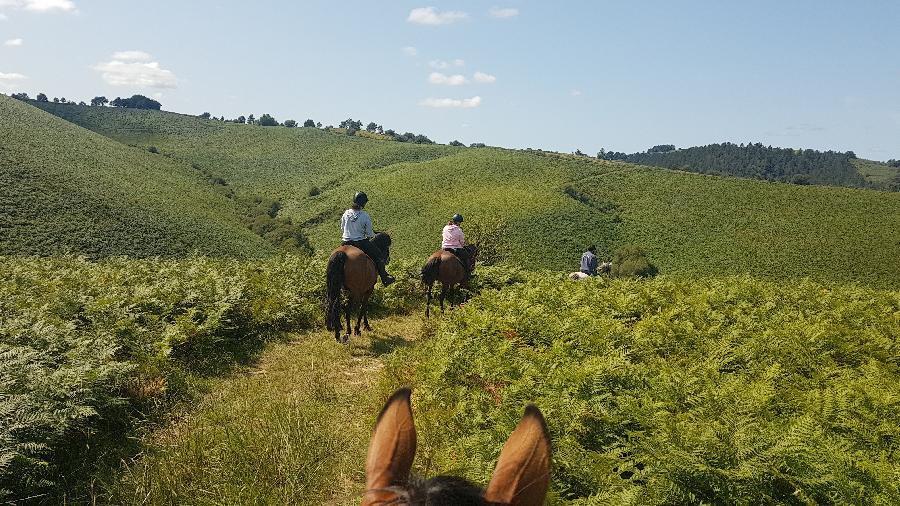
[{"left": 580, "top": 251, "right": 598, "bottom": 275}]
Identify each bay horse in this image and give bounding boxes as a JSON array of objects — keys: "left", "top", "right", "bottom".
[
  {"left": 362, "top": 388, "right": 551, "bottom": 506},
  {"left": 421, "top": 244, "right": 479, "bottom": 317},
  {"left": 325, "top": 232, "right": 392, "bottom": 343}
]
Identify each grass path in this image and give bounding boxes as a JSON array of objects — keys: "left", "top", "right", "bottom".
[{"left": 108, "top": 314, "right": 424, "bottom": 505}]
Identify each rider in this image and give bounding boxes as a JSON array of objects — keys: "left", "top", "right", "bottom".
[
  {"left": 442, "top": 214, "right": 472, "bottom": 276},
  {"left": 340, "top": 192, "right": 395, "bottom": 286},
  {"left": 580, "top": 245, "right": 598, "bottom": 276}
]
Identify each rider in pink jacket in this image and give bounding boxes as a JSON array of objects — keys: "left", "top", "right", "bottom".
[{"left": 442, "top": 214, "right": 472, "bottom": 276}]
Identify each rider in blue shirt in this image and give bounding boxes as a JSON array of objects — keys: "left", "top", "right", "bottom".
[{"left": 580, "top": 245, "right": 598, "bottom": 276}]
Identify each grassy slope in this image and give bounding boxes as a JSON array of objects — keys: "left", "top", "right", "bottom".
[
  {"left": 0, "top": 97, "right": 273, "bottom": 258},
  {"left": 853, "top": 158, "right": 900, "bottom": 184},
  {"left": 31, "top": 103, "right": 900, "bottom": 287}
]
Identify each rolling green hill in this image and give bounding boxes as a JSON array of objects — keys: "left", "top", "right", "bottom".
[
  {"left": 28, "top": 101, "right": 900, "bottom": 287},
  {"left": 0, "top": 96, "right": 273, "bottom": 258}
]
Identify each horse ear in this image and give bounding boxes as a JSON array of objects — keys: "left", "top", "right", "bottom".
[
  {"left": 363, "top": 388, "right": 417, "bottom": 505},
  {"left": 484, "top": 405, "right": 551, "bottom": 506}
]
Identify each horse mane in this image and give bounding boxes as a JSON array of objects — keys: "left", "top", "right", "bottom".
[{"left": 371, "top": 231, "right": 392, "bottom": 250}]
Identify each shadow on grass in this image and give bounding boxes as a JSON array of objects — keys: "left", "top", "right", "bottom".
[{"left": 359, "top": 333, "right": 410, "bottom": 358}]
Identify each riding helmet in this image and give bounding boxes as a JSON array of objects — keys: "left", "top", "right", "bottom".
[
  {"left": 452, "top": 213, "right": 463, "bottom": 223},
  {"left": 354, "top": 191, "right": 369, "bottom": 206}
]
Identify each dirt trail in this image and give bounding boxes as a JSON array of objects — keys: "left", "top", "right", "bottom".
[{"left": 112, "top": 314, "right": 424, "bottom": 505}]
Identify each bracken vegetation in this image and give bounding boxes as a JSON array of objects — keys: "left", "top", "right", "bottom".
[{"left": 382, "top": 275, "right": 900, "bottom": 504}]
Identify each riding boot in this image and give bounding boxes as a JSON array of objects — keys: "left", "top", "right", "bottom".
[{"left": 376, "top": 259, "right": 395, "bottom": 286}]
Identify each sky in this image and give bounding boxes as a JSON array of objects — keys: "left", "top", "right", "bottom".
[{"left": 2, "top": 0, "right": 899, "bottom": 160}]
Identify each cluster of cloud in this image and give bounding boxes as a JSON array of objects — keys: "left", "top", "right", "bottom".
[
  {"left": 419, "top": 96, "right": 481, "bottom": 109},
  {"left": 0, "top": 71, "right": 26, "bottom": 91},
  {"left": 428, "top": 71, "right": 496, "bottom": 86},
  {"left": 92, "top": 51, "right": 178, "bottom": 88},
  {"left": 4, "top": 37, "right": 23, "bottom": 46},
  {"left": 488, "top": 7, "right": 519, "bottom": 19},
  {"left": 0, "top": 0, "right": 75, "bottom": 12},
  {"left": 407, "top": 6, "right": 468, "bottom": 25},
  {"left": 429, "top": 59, "right": 464, "bottom": 69},
  {"left": 406, "top": 6, "right": 516, "bottom": 108},
  {"left": 407, "top": 5, "right": 518, "bottom": 25}
]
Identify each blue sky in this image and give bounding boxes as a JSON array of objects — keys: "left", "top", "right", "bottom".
[{"left": 2, "top": 0, "right": 899, "bottom": 159}]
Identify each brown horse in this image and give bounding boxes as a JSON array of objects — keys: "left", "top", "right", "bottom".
[
  {"left": 362, "top": 388, "right": 551, "bottom": 506},
  {"left": 325, "top": 232, "right": 392, "bottom": 343},
  {"left": 421, "top": 244, "right": 479, "bottom": 317}
]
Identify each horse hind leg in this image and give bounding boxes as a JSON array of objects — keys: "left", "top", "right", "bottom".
[
  {"left": 362, "top": 292, "right": 373, "bottom": 332},
  {"left": 425, "top": 283, "right": 433, "bottom": 318},
  {"left": 354, "top": 297, "right": 365, "bottom": 336},
  {"left": 440, "top": 284, "right": 448, "bottom": 313},
  {"left": 343, "top": 299, "right": 353, "bottom": 344}
]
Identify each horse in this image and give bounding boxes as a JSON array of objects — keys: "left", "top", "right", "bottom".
[
  {"left": 362, "top": 388, "right": 551, "bottom": 506},
  {"left": 325, "top": 232, "right": 392, "bottom": 343},
  {"left": 421, "top": 244, "right": 479, "bottom": 317}
]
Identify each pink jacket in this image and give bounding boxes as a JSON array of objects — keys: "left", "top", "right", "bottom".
[{"left": 441, "top": 224, "right": 465, "bottom": 249}]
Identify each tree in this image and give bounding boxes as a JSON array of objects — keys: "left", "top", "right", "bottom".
[
  {"left": 53, "top": 97, "right": 59, "bottom": 103},
  {"left": 78, "top": 101, "right": 86, "bottom": 106},
  {"left": 283, "top": 119, "right": 297, "bottom": 128},
  {"left": 648, "top": 144, "right": 676, "bottom": 153},
  {"left": 366, "top": 122, "right": 378, "bottom": 132},
  {"left": 339, "top": 118, "right": 362, "bottom": 131},
  {"left": 470, "top": 142, "right": 486, "bottom": 148},
  {"left": 450, "top": 140, "right": 464, "bottom": 147},
  {"left": 110, "top": 95, "right": 162, "bottom": 110},
  {"left": 316, "top": 122, "right": 322, "bottom": 128},
  {"left": 247, "top": 114, "right": 255, "bottom": 124},
  {"left": 36, "top": 93, "right": 48, "bottom": 102},
  {"left": 236, "top": 115, "right": 246, "bottom": 124},
  {"left": 258, "top": 113, "right": 278, "bottom": 126},
  {"left": 90, "top": 96, "right": 108, "bottom": 106},
  {"left": 303, "top": 119, "right": 315, "bottom": 128},
  {"left": 384, "top": 129, "right": 396, "bottom": 137},
  {"left": 376, "top": 125, "right": 383, "bottom": 134},
  {"left": 10, "top": 92, "right": 29, "bottom": 100},
  {"left": 199, "top": 112, "right": 211, "bottom": 119}
]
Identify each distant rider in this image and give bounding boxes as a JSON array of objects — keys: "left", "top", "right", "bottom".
[
  {"left": 580, "top": 245, "right": 598, "bottom": 276},
  {"left": 340, "top": 192, "right": 395, "bottom": 286},
  {"left": 442, "top": 214, "right": 472, "bottom": 276}
]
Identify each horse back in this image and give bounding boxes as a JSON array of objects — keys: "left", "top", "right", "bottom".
[
  {"left": 335, "top": 245, "right": 377, "bottom": 293},
  {"left": 436, "top": 250, "right": 466, "bottom": 285}
]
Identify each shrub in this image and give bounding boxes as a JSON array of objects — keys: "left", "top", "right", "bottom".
[
  {"left": 147, "top": 146, "right": 159, "bottom": 154},
  {"left": 611, "top": 244, "right": 657, "bottom": 277},
  {"left": 308, "top": 186, "right": 321, "bottom": 197}
]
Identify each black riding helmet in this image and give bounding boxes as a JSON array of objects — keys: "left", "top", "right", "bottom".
[
  {"left": 354, "top": 191, "right": 368, "bottom": 206},
  {"left": 452, "top": 213, "right": 463, "bottom": 223}
]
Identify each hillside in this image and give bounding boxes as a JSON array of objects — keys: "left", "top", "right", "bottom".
[
  {"left": 0, "top": 96, "right": 273, "bottom": 258},
  {"left": 29, "top": 102, "right": 900, "bottom": 287}
]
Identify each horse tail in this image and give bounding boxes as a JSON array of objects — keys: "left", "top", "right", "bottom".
[
  {"left": 421, "top": 255, "right": 441, "bottom": 285},
  {"left": 325, "top": 250, "right": 347, "bottom": 331}
]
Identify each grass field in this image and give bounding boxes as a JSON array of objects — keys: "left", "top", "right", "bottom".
[
  {"left": 28, "top": 102, "right": 900, "bottom": 287},
  {"left": 0, "top": 96, "right": 273, "bottom": 258}
]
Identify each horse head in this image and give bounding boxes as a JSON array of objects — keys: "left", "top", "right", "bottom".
[
  {"left": 363, "top": 388, "right": 551, "bottom": 506},
  {"left": 464, "top": 243, "right": 480, "bottom": 272},
  {"left": 371, "top": 231, "right": 392, "bottom": 264}
]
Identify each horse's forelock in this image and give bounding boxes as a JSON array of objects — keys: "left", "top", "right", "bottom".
[{"left": 370, "top": 476, "right": 486, "bottom": 506}]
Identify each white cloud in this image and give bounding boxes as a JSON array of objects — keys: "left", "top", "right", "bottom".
[
  {"left": 402, "top": 46, "right": 417, "bottom": 57},
  {"left": 408, "top": 6, "right": 467, "bottom": 25},
  {"left": 0, "top": 0, "right": 76, "bottom": 12},
  {"left": 488, "top": 6, "right": 519, "bottom": 18},
  {"left": 93, "top": 52, "right": 177, "bottom": 88},
  {"left": 4, "top": 38, "right": 23, "bottom": 46},
  {"left": 419, "top": 96, "right": 482, "bottom": 108},
  {"left": 428, "top": 72, "right": 468, "bottom": 86},
  {"left": 570, "top": 89, "right": 582, "bottom": 96},
  {"left": 0, "top": 71, "right": 26, "bottom": 90},
  {"left": 111, "top": 50, "right": 152, "bottom": 61},
  {"left": 429, "top": 59, "right": 465, "bottom": 69},
  {"left": 0, "top": 13, "right": 7, "bottom": 19},
  {"left": 0, "top": 71, "right": 26, "bottom": 80},
  {"left": 473, "top": 71, "right": 496, "bottom": 83}
]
